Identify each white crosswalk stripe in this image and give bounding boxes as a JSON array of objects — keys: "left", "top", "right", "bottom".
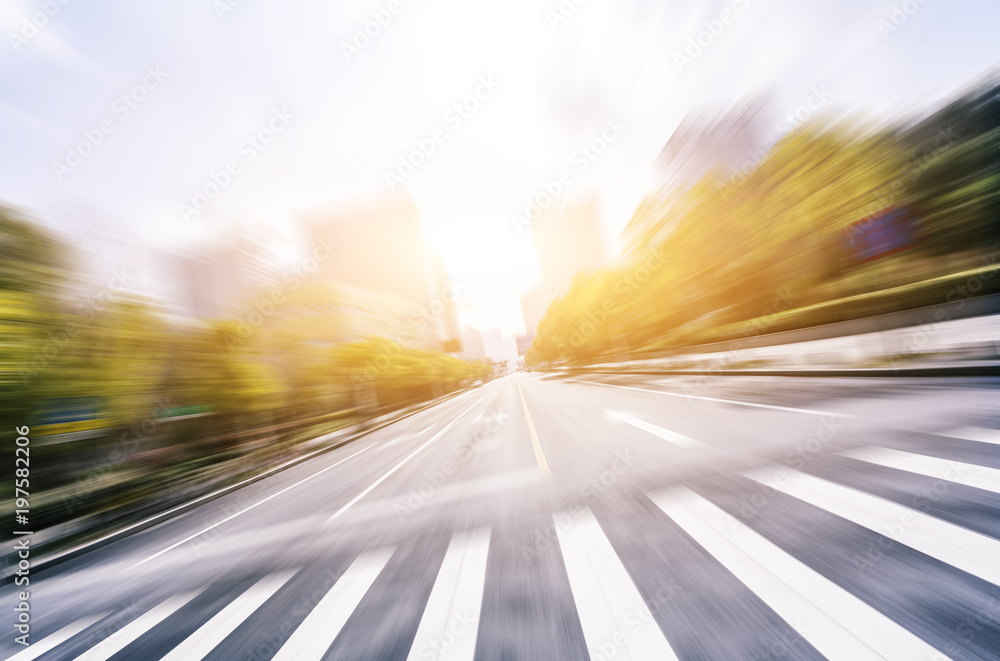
[
  {"left": 555, "top": 506, "right": 680, "bottom": 661},
  {"left": 8, "top": 613, "right": 109, "bottom": 661},
  {"left": 743, "top": 466, "right": 1000, "bottom": 586},
  {"left": 19, "top": 459, "right": 1000, "bottom": 661},
  {"left": 271, "top": 548, "right": 395, "bottom": 661},
  {"left": 842, "top": 446, "right": 1000, "bottom": 494},
  {"left": 937, "top": 426, "right": 1000, "bottom": 445},
  {"left": 406, "top": 528, "right": 491, "bottom": 661},
  {"left": 159, "top": 570, "right": 296, "bottom": 661},
  {"left": 607, "top": 411, "right": 703, "bottom": 448},
  {"left": 72, "top": 592, "right": 200, "bottom": 661},
  {"left": 649, "top": 486, "right": 949, "bottom": 661}
]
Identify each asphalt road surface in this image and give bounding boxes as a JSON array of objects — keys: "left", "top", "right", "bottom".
[{"left": 3, "top": 373, "right": 1000, "bottom": 660}]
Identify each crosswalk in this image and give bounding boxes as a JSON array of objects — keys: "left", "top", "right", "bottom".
[
  {"left": 556, "top": 507, "right": 679, "bottom": 661},
  {"left": 406, "top": 528, "right": 490, "bottom": 661},
  {"left": 13, "top": 425, "right": 1000, "bottom": 661},
  {"left": 272, "top": 550, "right": 395, "bottom": 661},
  {"left": 650, "top": 487, "right": 942, "bottom": 661}
]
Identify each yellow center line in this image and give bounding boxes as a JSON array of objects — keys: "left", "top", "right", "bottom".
[{"left": 517, "top": 382, "right": 551, "bottom": 479}]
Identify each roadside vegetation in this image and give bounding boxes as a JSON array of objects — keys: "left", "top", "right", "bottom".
[{"left": 528, "top": 73, "right": 999, "bottom": 365}]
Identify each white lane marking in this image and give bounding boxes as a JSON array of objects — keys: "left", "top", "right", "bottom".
[
  {"left": 388, "top": 424, "right": 438, "bottom": 447},
  {"left": 938, "top": 426, "right": 1000, "bottom": 445},
  {"left": 649, "top": 487, "right": 948, "bottom": 661},
  {"left": 72, "top": 592, "right": 200, "bottom": 661},
  {"left": 518, "top": 382, "right": 551, "bottom": 478},
  {"left": 272, "top": 548, "right": 395, "bottom": 661},
  {"left": 555, "top": 507, "right": 679, "bottom": 661},
  {"left": 567, "top": 379, "right": 848, "bottom": 418},
  {"left": 160, "top": 570, "right": 296, "bottom": 660},
  {"left": 842, "top": 446, "right": 1000, "bottom": 495},
  {"left": 126, "top": 388, "right": 485, "bottom": 570},
  {"left": 743, "top": 467, "right": 1000, "bottom": 587},
  {"left": 129, "top": 445, "right": 375, "bottom": 569},
  {"left": 607, "top": 411, "right": 703, "bottom": 448},
  {"left": 8, "top": 613, "right": 109, "bottom": 661},
  {"left": 406, "top": 528, "right": 491, "bottom": 661},
  {"left": 325, "top": 393, "right": 489, "bottom": 524}
]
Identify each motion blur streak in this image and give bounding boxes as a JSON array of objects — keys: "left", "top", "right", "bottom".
[{"left": 2, "top": 1, "right": 1000, "bottom": 659}]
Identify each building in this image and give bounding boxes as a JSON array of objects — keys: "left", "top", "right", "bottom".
[
  {"left": 520, "top": 194, "right": 610, "bottom": 333},
  {"left": 459, "top": 326, "right": 488, "bottom": 362},
  {"left": 651, "top": 90, "right": 776, "bottom": 192},
  {"left": 274, "top": 193, "right": 461, "bottom": 350},
  {"left": 170, "top": 215, "right": 282, "bottom": 319},
  {"left": 480, "top": 328, "right": 517, "bottom": 364},
  {"left": 515, "top": 331, "right": 534, "bottom": 357},
  {"left": 624, "top": 91, "right": 778, "bottom": 259}
]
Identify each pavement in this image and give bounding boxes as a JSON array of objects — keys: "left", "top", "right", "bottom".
[{"left": 3, "top": 372, "right": 1000, "bottom": 660}]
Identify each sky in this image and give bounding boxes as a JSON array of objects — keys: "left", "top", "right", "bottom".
[{"left": 1, "top": 0, "right": 998, "bottom": 333}]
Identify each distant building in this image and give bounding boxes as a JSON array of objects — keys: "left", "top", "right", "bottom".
[
  {"left": 519, "top": 284, "right": 553, "bottom": 336},
  {"left": 625, "top": 91, "right": 778, "bottom": 259},
  {"left": 520, "top": 194, "right": 610, "bottom": 333},
  {"left": 460, "top": 326, "right": 488, "bottom": 362},
  {"left": 515, "top": 331, "right": 534, "bottom": 357},
  {"left": 171, "top": 216, "right": 281, "bottom": 319},
  {"left": 651, "top": 90, "right": 776, "bottom": 192},
  {"left": 279, "top": 193, "right": 460, "bottom": 350},
  {"left": 480, "top": 328, "right": 517, "bottom": 364}
]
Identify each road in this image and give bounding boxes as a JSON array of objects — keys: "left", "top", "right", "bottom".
[{"left": 3, "top": 373, "right": 1000, "bottom": 660}]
